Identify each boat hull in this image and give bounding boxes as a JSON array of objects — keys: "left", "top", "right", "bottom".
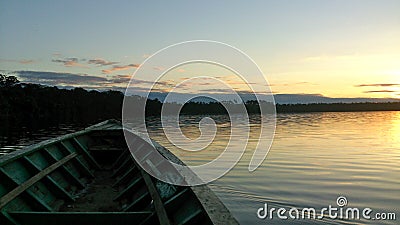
[{"left": 0, "top": 120, "right": 238, "bottom": 225}]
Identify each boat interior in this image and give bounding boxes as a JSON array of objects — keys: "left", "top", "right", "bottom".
[{"left": 0, "top": 122, "right": 220, "bottom": 225}]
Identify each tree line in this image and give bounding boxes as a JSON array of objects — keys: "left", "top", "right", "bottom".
[
  {"left": 1, "top": 74, "right": 400, "bottom": 128},
  {"left": 1, "top": 75, "right": 123, "bottom": 127}
]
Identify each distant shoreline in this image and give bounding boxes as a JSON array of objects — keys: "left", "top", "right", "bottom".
[
  {"left": 1, "top": 75, "right": 399, "bottom": 127},
  {"left": 275, "top": 102, "right": 400, "bottom": 114}
]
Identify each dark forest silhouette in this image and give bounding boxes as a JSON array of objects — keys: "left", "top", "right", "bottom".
[
  {"left": 1, "top": 75, "right": 123, "bottom": 127},
  {"left": 1, "top": 74, "right": 400, "bottom": 128}
]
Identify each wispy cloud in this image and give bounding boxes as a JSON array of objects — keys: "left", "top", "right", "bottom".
[
  {"left": 198, "top": 88, "right": 275, "bottom": 95},
  {"left": 355, "top": 83, "right": 399, "bottom": 87},
  {"left": 363, "top": 90, "right": 396, "bottom": 93},
  {"left": 270, "top": 81, "right": 317, "bottom": 87},
  {"left": 153, "top": 66, "right": 165, "bottom": 71},
  {"left": 0, "top": 59, "right": 37, "bottom": 64},
  {"left": 102, "top": 64, "right": 140, "bottom": 74},
  {"left": 52, "top": 57, "right": 86, "bottom": 67},
  {"left": 19, "top": 59, "right": 36, "bottom": 64},
  {"left": 13, "top": 70, "right": 107, "bottom": 86},
  {"left": 88, "top": 58, "right": 118, "bottom": 66},
  {"left": 9, "top": 70, "right": 141, "bottom": 89}
]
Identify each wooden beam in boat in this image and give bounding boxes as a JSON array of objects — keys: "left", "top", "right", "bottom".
[
  {"left": 140, "top": 170, "right": 171, "bottom": 225},
  {"left": 7, "top": 211, "right": 154, "bottom": 225},
  {"left": 0, "top": 153, "right": 77, "bottom": 209}
]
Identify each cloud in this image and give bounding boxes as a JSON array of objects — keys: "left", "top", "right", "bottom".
[
  {"left": 128, "top": 78, "right": 175, "bottom": 87},
  {"left": 199, "top": 88, "right": 267, "bottom": 94},
  {"left": 355, "top": 83, "right": 399, "bottom": 87},
  {"left": 102, "top": 64, "right": 140, "bottom": 74},
  {"left": 51, "top": 57, "right": 86, "bottom": 67},
  {"left": 13, "top": 70, "right": 107, "bottom": 86},
  {"left": 363, "top": 90, "right": 396, "bottom": 93},
  {"left": 112, "top": 75, "right": 131, "bottom": 84},
  {"left": 9, "top": 70, "right": 140, "bottom": 89},
  {"left": 0, "top": 59, "right": 37, "bottom": 64},
  {"left": 270, "top": 81, "right": 317, "bottom": 87},
  {"left": 151, "top": 66, "right": 184, "bottom": 72},
  {"left": 88, "top": 58, "right": 118, "bottom": 66},
  {"left": 153, "top": 66, "right": 165, "bottom": 71},
  {"left": 19, "top": 59, "right": 36, "bottom": 64}
]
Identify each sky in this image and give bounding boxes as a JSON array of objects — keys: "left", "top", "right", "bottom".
[{"left": 0, "top": 0, "right": 399, "bottom": 99}]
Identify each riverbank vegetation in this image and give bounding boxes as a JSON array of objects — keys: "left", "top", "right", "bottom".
[{"left": 1, "top": 74, "right": 400, "bottom": 128}]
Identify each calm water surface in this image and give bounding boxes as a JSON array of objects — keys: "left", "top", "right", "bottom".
[
  {"left": 0, "top": 123, "right": 86, "bottom": 155},
  {"left": 1, "top": 112, "right": 399, "bottom": 224},
  {"left": 146, "top": 111, "right": 399, "bottom": 225}
]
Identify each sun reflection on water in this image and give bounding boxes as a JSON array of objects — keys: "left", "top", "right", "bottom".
[{"left": 388, "top": 111, "right": 400, "bottom": 147}]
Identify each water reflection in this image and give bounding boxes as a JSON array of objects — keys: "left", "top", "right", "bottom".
[
  {"left": 0, "top": 123, "right": 87, "bottom": 155},
  {"left": 147, "top": 112, "right": 400, "bottom": 225}
]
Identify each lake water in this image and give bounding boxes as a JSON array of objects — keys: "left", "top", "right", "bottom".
[
  {"left": 145, "top": 111, "right": 399, "bottom": 225},
  {"left": 0, "top": 123, "right": 87, "bottom": 155},
  {"left": 1, "top": 112, "right": 399, "bottom": 224}
]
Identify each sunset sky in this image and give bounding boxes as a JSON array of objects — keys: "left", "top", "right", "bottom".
[{"left": 0, "top": 0, "right": 399, "bottom": 99}]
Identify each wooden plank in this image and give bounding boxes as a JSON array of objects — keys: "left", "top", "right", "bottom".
[
  {"left": 22, "top": 156, "right": 74, "bottom": 201},
  {"left": 72, "top": 138, "right": 101, "bottom": 169},
  {"left": 112, "top": 166, "right": 135, "bottom": 188},
  {"left": 177, "top": 208, "right": 202, "bottom": 225},
  {"left": 8, "top": 211, "right": 154, "bottom": 225},
  {"left": 112, "top": 156, "right": 133, "bottom": 177},
  {"left": 191, "top": 185, "right": 239, "bottom": 225},
  {"left": 0, "top": 167, "right": 53, "bottom": 212},
  {"left": 1, "top": 210, "right": 19, "bottom": 225},
  {"left": 88, "top": 146, "right": 124, "bottom": 151},
  {"left": 0, "top": 153, "right": 77, "bottom": 209},
  {"left": 59, "top": 142, "right": 94, "bottom": 178},
  {"left": 59, "top": 142, "right": 94, "bottom": 177},
  {"left": 140, "top": 170, "right": 171, "bottom": 225},
  {"left": 164, "top": 189, "right": 189, "bottom": 206},
  {"left": 111, "top": 151, "right": 129, "bottom": 169},
  {"left": 122, "top": 191, "right": 150, "bottom": 212},
  {"left": 0, "top": 120, "right": 122, "bottom": 167},
  {"left": 43, "top": 149, "right": 85, "bottom": 189},
  {"left": 113, "top": 176, "right": 142, "bottom": 201}
]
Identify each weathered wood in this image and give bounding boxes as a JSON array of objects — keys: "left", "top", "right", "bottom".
[
  {"left": 22, "top": 156, "right": 75, "bottom": 201},
  {"left": 0, "top": 120, "right": 120, "bottom": 166},
  {"left": 72, "top": 138, "right": 101, "bottom": 169},
  {"left": 0, "top": 120, "right": 237, "bottom": 225},
  {"left": 140, "top": 170, "right": 171, "bottom": 225},
  {"left": 0, "top": 153, "right": 77, "bottom": 209},
  {"left": 191, "top": 185, "right": 239, "bottom": 225},
  {"left": 8, "top": 211, "right": 154, "bottom": 225}
]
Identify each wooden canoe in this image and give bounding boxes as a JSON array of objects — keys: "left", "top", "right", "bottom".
[{"left": 0, "top": 120, "right": 238, "bottom": 225}]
